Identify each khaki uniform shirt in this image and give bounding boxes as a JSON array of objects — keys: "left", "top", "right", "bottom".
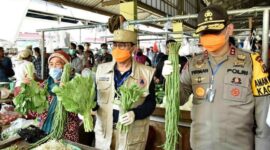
[
  {"left": 180, "top": 48, "right": 270, "bottom": 150},
  {"left": 94, "top": 60, "right": 155, "bottom": 150}
]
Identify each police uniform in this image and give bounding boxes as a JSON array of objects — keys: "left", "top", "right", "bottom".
[{"left": 180, "top": 5, "right": 270, "bottom": 150}]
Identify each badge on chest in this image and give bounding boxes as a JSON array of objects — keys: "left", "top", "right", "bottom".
[{"left": 98, "top": 75, "right": 111, "bottom": 82}]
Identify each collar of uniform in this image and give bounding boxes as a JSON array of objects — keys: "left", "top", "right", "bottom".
[
  {"left": 130, "top": 59, "right": 137, "bottom": 78},
  {"left": 102, "top": 60, "right": 116, "bottom": 73},
  {"left": 116, "top": 59, "right": 139, "bottom": 80},
  {"left": 104, "top": 59, "right": 137, "bottom": 78},
  {"left": 208, "top": 51, "right": 229, "bottom": 65}
]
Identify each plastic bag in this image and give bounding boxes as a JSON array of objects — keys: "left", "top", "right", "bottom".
[{"left": 1, "top": 118, "right": 35, "bottom": 140}]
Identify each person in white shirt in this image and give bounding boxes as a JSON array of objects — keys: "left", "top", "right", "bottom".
[{"left": 13, "top": 49, "right": 36, "bottom": 96}]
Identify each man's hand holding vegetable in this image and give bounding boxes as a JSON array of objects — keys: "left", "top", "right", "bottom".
[{"left": 119, "top": 111, "right": 135, "bottom": 126}]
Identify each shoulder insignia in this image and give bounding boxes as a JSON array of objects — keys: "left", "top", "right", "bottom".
[{"left": 230, "top": 47, "right": 236, "bottom": 55}]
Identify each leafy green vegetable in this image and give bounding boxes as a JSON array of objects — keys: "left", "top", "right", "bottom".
[
  {"left": 164, "top": 42, "right": 181, "bottom": 150},
  {"left": 115, "top": 84, "right": 144, "bottom": 133},
  {"left": 52, "top": 74, "right": 96, "bottom": 132},
  {"left": 13, "top": 64, "right": 48, "bottom": 115},
  {"left": 155, "top": 84, "right": 165, "bottom": 104}
]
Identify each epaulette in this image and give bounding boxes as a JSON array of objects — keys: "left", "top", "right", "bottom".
[{"left": 236, "top": 48, "right": 253, "bottom": 54}]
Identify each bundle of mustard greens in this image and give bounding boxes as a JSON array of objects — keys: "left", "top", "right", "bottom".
[
  {"left": 52, "top": 73, "right": 96, "bottom": 132},
  {"left": 164, "top": 42, "right": 181, "bottom": 150},
  {"left": 13, "top": 63, "right": 48, "bottom": 115},
  {"left": 116, "top": 84, "right": 144, "bottom": 133}
]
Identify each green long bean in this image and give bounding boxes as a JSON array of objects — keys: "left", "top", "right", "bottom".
[{"left": 164, "top": 42, "right": 181, "bottom": 150}]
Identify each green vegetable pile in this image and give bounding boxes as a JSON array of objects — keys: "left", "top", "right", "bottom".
[
  {"left": 115, "top": 84, "right": 144, "bottom": 133},
  {"left": 164, "top": 42, "right": 181, "bottom": 150},
  {"left": 13, "top": 63, "right": 48, "bottom": 115},
  {"left": 52, "top": 74, "right": 96, "bottom": 132}
]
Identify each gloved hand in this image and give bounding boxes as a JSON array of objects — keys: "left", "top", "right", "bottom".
[
  {"left": 162, "top": 60, "right": 173, "bottom": 77},
  {"left": 78, "top": 110, "right": 97, "bottom": 121},
  {"left": 119, "top": 111, "right": 135, "bottom": 126},
  {"left": 78, "top": 114, "right": 84, "bottom": 121}
]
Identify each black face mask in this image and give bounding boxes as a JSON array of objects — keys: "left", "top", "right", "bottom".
[{"left": 137, "top": 52, "right": 143, "bottom": 56}]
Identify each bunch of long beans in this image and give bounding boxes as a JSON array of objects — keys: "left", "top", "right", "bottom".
[
  {"left": 164, "top": 42, "right": 181, "bottom": 150},
  {"left": 31, "top": 64, "right": 70, "bottom": 147},
  {"left": 49, "top": 64, "right": 70, "bottom": 139}
]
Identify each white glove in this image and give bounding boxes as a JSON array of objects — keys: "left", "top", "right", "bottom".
[
  {"left": 162, "top": 60, "right": 173, "bottom": 77},
  {"left": 266, "top": 104, "right": 270, "bottom": 127},
  {"left": 119, "top": 111, "right": 135, "bottom": 126},
  {"left": 78, "top": 113, "right": 84, "bottom": 121}
]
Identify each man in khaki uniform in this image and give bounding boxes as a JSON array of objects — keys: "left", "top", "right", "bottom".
[
  {"left": 163, "top": 5, "right": 270, "bottom": 150},
  {"left": 94, "top": 29, "right": 156, "bottom": 150}
]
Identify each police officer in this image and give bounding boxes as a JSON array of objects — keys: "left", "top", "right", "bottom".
[
  {"left": 95, "top": 29, "right": 156, "bottom": 150},
  {"left": 162, "top": 5, "right": 270, "bottom": 150}
]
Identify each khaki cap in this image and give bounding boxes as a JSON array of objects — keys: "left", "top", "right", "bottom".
[{"left": 113, "top": 29, "right": 137, "bottom": 44}]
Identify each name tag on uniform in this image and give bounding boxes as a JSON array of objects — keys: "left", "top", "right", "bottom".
[{"left": 98, "top": 76, "right": 110, "bottom": 81}]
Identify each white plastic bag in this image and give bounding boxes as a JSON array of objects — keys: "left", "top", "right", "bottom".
[{"left": 1, "top": 118, "right": 35, "bottom": 140}]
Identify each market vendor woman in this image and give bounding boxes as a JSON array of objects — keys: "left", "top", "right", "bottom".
[
  {"left": 29, "top": 50, "right": 80, "bottom": 142},
  {"left": 95, "top": 29, "right": 156, "bottom": 150}
]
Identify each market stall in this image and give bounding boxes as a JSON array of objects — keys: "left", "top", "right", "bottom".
[
  {"left": 0, "top": 97, "right": 97, "bottom": 150},
  {"left": 0, "top": 59, "right": 97, "bottom": 149},
  {"left": 148, "top": 107, "right": 191, "bottom": 150}
]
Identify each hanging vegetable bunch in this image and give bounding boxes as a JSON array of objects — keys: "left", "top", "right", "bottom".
[
  {"left": 49, "top": 64, "right": 71, "bottom": 139},
  {"left": 32, "top": 64, "right": 71, "bottom": 147},
  {"left": 13, "top": 63, "right": 48, "bottom": 115},
  {"left": 164, "top": 42, "right": 181, "bottom": 150},
  {"left": 52, "top": 74, "right": 96, "bottom": 132},
  {"left": 116, "top": 84, "right": 144, "bottom": 133}
]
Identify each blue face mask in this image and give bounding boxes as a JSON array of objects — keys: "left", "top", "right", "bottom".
[
  {"left": 49, "top": 68, "right": 63, "bottom": 81},
  {"left": 69, "top": 49, "right": 76, "bottom": 55}
]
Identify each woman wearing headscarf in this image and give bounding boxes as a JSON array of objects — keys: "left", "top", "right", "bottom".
[{"left": 28, "top": 50, "right": 80, "bottom": 142}]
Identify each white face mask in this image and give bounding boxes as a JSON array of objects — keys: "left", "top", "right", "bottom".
[{"left": 49, "top": 68, "right": 63, "bottom": 81}]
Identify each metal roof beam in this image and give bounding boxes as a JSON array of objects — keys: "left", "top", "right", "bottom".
[
  {"left": 47, "top": 0, "right": 116, "bottom": 16},
  {"left": 137, "top": 1, "right": 166, "bottom": 17}
]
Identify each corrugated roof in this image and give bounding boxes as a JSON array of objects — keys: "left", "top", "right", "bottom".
[{"left": 46, "top": 0, "right": 269, "bottom": 30}]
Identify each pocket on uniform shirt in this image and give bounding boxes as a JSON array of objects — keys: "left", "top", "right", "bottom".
[
  {"left": 97, "top": 81, "right": 111, "bottom": 104},
  {"left": 127, "top": 120, "right": 147, "bottom": 145},
  {"left": 191, "top": 75, "right": 210, "bottom": 104},
  {"left": 223, "top": 75, "right": 249, "bottom": 103}
]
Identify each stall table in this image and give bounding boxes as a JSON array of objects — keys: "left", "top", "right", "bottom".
[{"left": 147, "top": 106, "right": 191, "bottom": 150}]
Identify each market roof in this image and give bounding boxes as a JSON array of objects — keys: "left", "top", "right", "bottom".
[{"left": 44, "top": 0, "right": 269, "bottom": 30}]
